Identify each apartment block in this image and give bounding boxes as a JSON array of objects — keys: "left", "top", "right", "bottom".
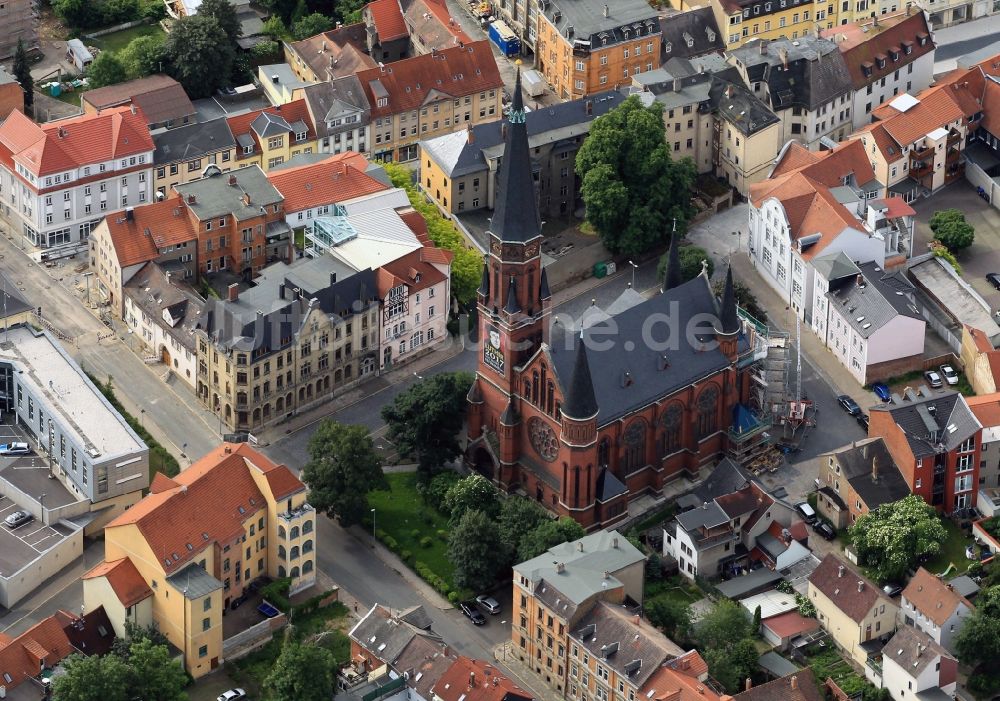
[
  {"left": 709, "top": 0, "right": 829, "bottom": 50},
  {"left": 83, "top": 442, "right": 315, "bottom": 678},
  {"left": 284, "top": 23, "right": 377, "bottom": 83},
  {"left": 535, "top": 0, "right": 661, "bottom": 99},
  {"left": 357, "top": 41, "right": 503, "bottom": 163},
  {"left": 81, "top": 75, "right": 196, "bottom": 130},
  {"left": 816, "top": 438, "right": 911, "bottom": 528},
  {"left": 295, "top": 76, "right": 371, "bottom": 156},
  {"left": 0, "top": 106, "right": 154, "bottom": 249},
  {"left": 152, "top": 119, "right": 238, "bottom": 194},
  {"left": 226, "top": 100, "right": 321, "bottom": 172}
]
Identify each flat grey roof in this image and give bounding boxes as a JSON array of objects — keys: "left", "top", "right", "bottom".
[
  {"left": 758, "top": 652, "right": 801, "bottom": 678},
  {"left": 0, "top": 326, "right": 145, "bottom": 458},
  {"left": 909, "top": 255, "right": 1000, "bottom": 338},
  {"left": 167, "top": 562, "right": 223, "bottom": 599},
  {"left": 0, "top": 495, "right": 80, "bottom": 579},
  {"left": 174, "top": 166, "right": 282, "bottom": 221},
  {"left": 715, "top": 568, "right": 784, "bottom": 598}
]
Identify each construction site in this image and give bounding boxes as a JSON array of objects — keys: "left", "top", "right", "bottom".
[{"left": 0, "top": 0, "right": 39, "bottom": 59}]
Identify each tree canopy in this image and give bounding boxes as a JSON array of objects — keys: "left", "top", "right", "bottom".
[
  {"left": 929, "top": 208, "right": 975, "bottom": 252},
  {"left": 656, "top": 245, "right": 714, "bottom": 285},
  {"left": 52, "top": 637, "right": 186, "bottom": 701},
  {"left": 125, "top": 638, "right": 189, "bottom": 701},
  {"left": 197, "top": 0, "right": 242, "bottom": 40},
  {"left": 849, "top": 495, "right": 947, "bottom": 583},
  {"left": 448, "top": 509, "right": 503, "bottom": 591},
  {"left": 443, "top": 473, "right": 500, "bottom": 523},
  {"left": 693, "top": 599, "right": 758, "bottom": 693},
  {"left": 12, "top": 39, "right": 32, "bottom": 112},
  {"left": 53, "top": 654, "right": 132, "bottom": 701},
  {"left": 576, "top": 96, "right": 696, "bottom": 257},
  {"left": 87, "top": 52, "right": 128, "bottom": 90},
  {"left": 712, "top": 276, "right": 767, "bottom": 322},
  {"left": 302, "top": 421, "right": 387, "bottom": 526},
  {"left": 955, "top": 584, "right": 1000, "bottom": 671},
  {"left": 381, "top": 371, "right": 474, "bottom": 477},
  {"left": 293, "top": 12, "right": 334, "bottom": 39},
  {"left": 264, "top": 641, "right": 336, "bottom": 701},
  {"left": 119, "top": 34, "right": 166, "bottom": 80},
  {"left": 517, "top": 517, "right": 586, "bottom": 561},
  {"left": 498, "top": 496, "right": 549, "bottom": 563},
  {"left": 164, "top": 15, "right": 235, "bottom": 98}
]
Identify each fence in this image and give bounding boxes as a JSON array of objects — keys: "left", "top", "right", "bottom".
[
  {"left": 83, "top": 19, "right": 151, "bottom": 39},
  {"left": 222, "top": 613, "right": 287, "bottom": 661}
]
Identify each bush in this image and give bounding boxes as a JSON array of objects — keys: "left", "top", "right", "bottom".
[
  {"left": 423, "top": 471, "right": 461, "bottom": 512},
  {"left": 410, "top": 528, "right": 422, "bottom": 540},
  {"left": 930, "top": 208, "right": 975, "bottom": 252},
  {"left": 420, "top": 536, "right": 433, "bottom": 548},
  {"left": 383, "top": 535, "right": 398, "bottom": 552},
  {"left": 401, "top": 549, "right": 412, "bottom": 563},
  {"left": 437, "top": 529, "right": 448, "bottom": 541},
  {"left": 448, "top": 591, "right": 460, "bottom": 604},
  {"left": 261, "top": 577, "right": 292, "bottom": 612}
]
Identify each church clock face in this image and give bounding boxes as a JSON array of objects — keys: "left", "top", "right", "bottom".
[
  {"left": 528, "top": 417, "right": 558, "bottom": 462},
  {"left": 525, "top": 243, "right": 538, "bottom": 257}
]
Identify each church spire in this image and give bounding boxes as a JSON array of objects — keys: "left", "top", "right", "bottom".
[
  {"left": 718, "top": 265, "right": 740, "bottom": 334},
  {"left": 562, "top": 333, "right": 599, "bottom": 420},
  {"left": 488, "top": 70, "right": 541, "bottom": 244},
  {"left": 663, "top": 220, "right": 681, "bottom": 292},
  {"left": 479, "top": 261, "right": 490, "bottom": 297},
  {"left": 504, "top": 276, "right": 521, "bottom": 314}
]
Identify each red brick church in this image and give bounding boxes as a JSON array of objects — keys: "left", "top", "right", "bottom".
[{"left": 466, "top": 74, "right": 757, "bottom": 530}]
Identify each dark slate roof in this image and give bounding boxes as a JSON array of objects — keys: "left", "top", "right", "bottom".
[
  {"left": 884, "top": 626, "right": 952, "bottom": 676},
  {"left": 153, "top": 118, "right": 236, "bottom": 165},
  {"left": 663, "top": 236, "right": 681, "bottom": 291},
  {"left": 718, "top": 265, "right": 739, "bottom": 334},
  {"left": 550, "top": 274, "right": 746, "bottom": 425},
  {"left": 709, "top": 76, "right": 779, "bottom": 137},
  {"left": 659, "top": 8, "right": 724, "bottom": 61},
  {"left": 569, "top": 600, "right": 684, "bottom": 689},
  {"left": 596, "top": 468, "right": 627, "bottom": 502},
  {"left": 692, "top": 458, "right": 749, "bottom": 503},
  {"left": 733, "top": 669, "right": 824, "bottom": 701},
  {"left": 541, "top": 0, "right": 659, "bottom": 48},
  {"left": 349, "top": 604, "right": 443, "bottom": 665},
  {"left": 731, "top": 37, "right": 853, "bottom": 111},
  {"left": 300, "top": 75, "right": 371, "bottom": 139},
  {"left": 0, "top": 272, "right": 33, "bottom": 318},
  {"left": 828, "top": 438, "right": 909, "bottom": 511},
  {"left": 870, "top": 391, "right": 982, "bottom": 457},
  {"left": 62, "top": 606, "right": 116, "bottom": 657},
  {"left": 562, "top": 337, "right": 599, "bottom": 420},
  {"left": 421, "top": 91, "right": 625, "bottom": 178},
  {"left": 488, "top": 71, "right": 539, "bottom": 244},
  {"left": 826, "top": 261, "right": 922, "bottom": 338}
]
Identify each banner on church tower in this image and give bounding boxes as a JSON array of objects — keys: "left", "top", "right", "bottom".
[{"left": 484, "top": 324, "right": 505, "bottom": 375}]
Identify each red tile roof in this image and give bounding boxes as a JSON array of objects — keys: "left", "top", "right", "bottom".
[
  {"left": 403, "top": 0, "right": 472, "bottom": 50},
  {"left": 376, "top": 245, "right": 452, "bottom": 297},
  {"left": 266, "top": 152, "right": 388, "bottom": 212},
  {"left": 288, "top": 23, "right": 377, "bottom": 81},
  {"left": 0, "top": 106, "right": 153, "bottom": 177},
  {"left": 226, "top": 99, "right": 317, "bottom": 161},
  {"left": 81, "top": 74, "right": 196, "bottom": 125},
  {"left": 821, "top": 11, "right": 934, "bottom": 89},
  {"left": 398, "top": 207, "right": 431, "bottom": 244},
  {"left": 980, "top": 79, "right": 1000, "bottom": 135},
  {"left": 368, "top": 0, "right": 408, "bottom": 41},
  {"left": 105, "top": 443, "right": 304, "bottom": 575},
  {"left": 82, "top": 557, "right": 154, "bottom": 607},
  {"left": 357, "top": 40, "right": 502, "bottom": 118},
  {"left": 431, "top": 656, "right": 531, "bottom": 701},
  {"left": 762, "top": 610, "right": 820, "bottom": 639},
  {"left": 641, "top": 652, "right": 720, "bottom": 701},
  {"left": 0, "top": 611, "right": 76, "bottom": 693},
  {"left": 102, "top": 195, "right": 197, "bottom": 267},
  {"left": 871, "top": 89, "right": 965, "bottom": 147},
  {"left": 808, "top": 553, "right": 889, "bottom": 623},
  {"left": 967, "top": 392, "right": 1000, "bottom": 427},
  {"left": 901, "top": 567, "right": 974, "bottom": 626}
]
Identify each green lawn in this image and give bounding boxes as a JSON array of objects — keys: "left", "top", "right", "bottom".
[
  {"left": 646, "top": 575, "right": 701, "bottom": 606},
  {"left": 91, "top": 23, "right": 166, "bottom": 54},
  {"left": 368, "top": 472, "right": 455, "bottom": 588},
  {"left": 926, "top": 518, "right": 973, "bottom": 576}
]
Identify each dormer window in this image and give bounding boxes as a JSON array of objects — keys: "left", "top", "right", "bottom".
[
  {"left": 876, "top": 56, "right": 886, "bottom": 69},
  {"left": 243, "top": 144, "right": 254, "bottom": 154},
  {"left": 889, "top": 49, "right": 899, "bottom": 61},
  {"left": 296, "top": 130, "right": 307, "bottom": 141},
  {"left": 377, "top": 97, "right": 388, "bottom": 107},
  {"left": 904, "top": 43, "right": 912, "bottom": 54},
  {"left": 744, "top": 8, "right": 751, "bottom": 17},
  {"left": 665, "top": 41, "right": 672, "bottom": 52},
  {"left": 918, "top": 34, "right": 927, "bottom": 46}
]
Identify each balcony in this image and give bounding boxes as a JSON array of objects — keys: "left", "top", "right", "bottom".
[
  {"left": 278, "top": 502, "right": 315, "bottom": 523},
  {"left": 911, "top": 144, "right": 933, "bottom": 159},
  {"left": 910, "top": 161, "right": 933, "bottom": 178},
  {"left": 947, "top": 130, "right": 963, "bottom": 146}
]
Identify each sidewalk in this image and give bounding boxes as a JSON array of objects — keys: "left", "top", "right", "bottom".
[{"left": 492, "top": 641, "right": 566, "bottom": 701}]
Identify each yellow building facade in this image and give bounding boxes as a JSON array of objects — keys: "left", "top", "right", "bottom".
[{"left": 707, "top": 0, "right": 839, "bottom": 50}]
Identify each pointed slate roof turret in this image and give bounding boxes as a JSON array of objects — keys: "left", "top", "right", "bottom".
[
  {"left": 479, "top": 261, "right": 490, "bottom": 297},
  {"left": 500, "top": 397, "right": 519, "bottom": 425},
  {"left": 489, "top": 70, "right": 541, "bottom": 244},
  {"left": 663, "top": 234, "right": 681, "bottom": 293},
  {"left": 467, "top": 377, "right": 483, "bottom": 404},
  {"left": 718, "top": 265, "right": 740, "bottom": 334},
  {"left": 562, "top": 333, "right": 599, "bottom": 420},
  {"left": 504, "top": 276, "right": 521, "bottom": 314},
  {"left": 539, "top": 267, "right": 552, "bottom": 302}
]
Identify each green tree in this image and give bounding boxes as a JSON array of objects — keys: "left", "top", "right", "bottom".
[
  {"left": 645, "top": 596, "right": 691, "bottom": 640},
  {"left": 110, "top": 620, "right": 169, "bottom": 659},
  {"left": 517, "top": 517, "right": 587, "bottom": 561},
  {"left": 695, "top": 599, "right": 752, "bottom": 649},
  {"left": 443, "top": 473, "right": 500, "bottom": 523},
  {"left": 290, "top": 0, "right": 308, "bottom": 24},
  {"left": 101, "top": 0, "right": 140, "bottom": 24},
  {"left": 12, "top": 39, "right": 33, "bottom": 112},
  {"left": 119, "top": 34, "right": 166, "bottom": 79},
  {"left": 576, "top": 95, "right": 696, "bottom": 257},
  {"left": 694, "top": 600, "right": 758, "bottom": 693},
  {"left": 164, "top": 15, "right": 235, "bottom": 98},
  {"left": 419, "top": 470, "right": 461, "bottom": 512},
  {"left": 381, "top": 371, "right": 474, "bottom": 478},
  {"left": 703, "top": 638, "right": 759, "bottom": 693},
  {"left": 954, "top": 607, "right": 1000, "bottom": 668},
  {"left": 197, "top": 0, "right": 242, "bottom": 41},
  {"left": 929, "top": 208, "right": 975, "bottom": 252},
  {"left": 751, "top": 605, "right": 762, "bottom": 635},
  {"left": 264, "top": 641, "right": 335, "bottom": 701},
  {"left": 849, "top": 495, "right": 947, "bottom": 583},
  {"left": 52, "top": 653, "right": 131, "bottom": 701},
  {"left": 53, "top": 0, "right": 101, "bottom": 28},
  {"left": 86, "top": 52, "right": 128, "bottom": 90},
  {"left": 498, "top": 496, "right": 549, "bottom": 563},
  {"left": 657, "top": 245, "right": 714, "bottom": 285},
  {"left": 126, "top": 638, "right": 188, "bottom": 701},
  {"left": 301, "top": 421, "right": 387, "bottom": 526},
  {"left": 448, "top": 509, "right": 503, "bottom": 591},
  {"left": 713, "top": 277, "right": 767, "bottom": 322},
  {"left": 293, "top": 12, "right": 334, "bottom": 39}
]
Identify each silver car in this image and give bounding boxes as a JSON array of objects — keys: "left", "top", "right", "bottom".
[
  {"left": 476, "top": 595, "right": 501, "bottom": 614},
  {"left": 4, "top": 510, "right": 33, "bottom": 529},
  {"left": 940, "top": 365, "right": 959, "bottom": 386},
  {"left": 217, "top": 690, "right": 247, "bottom": 701},
  {"left": 0, "top": 441, "right": 30, "bottom": 456}
]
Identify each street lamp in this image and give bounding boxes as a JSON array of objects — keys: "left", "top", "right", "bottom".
[
  {"left": 627, "top": 260, "right": 638, "bottom": 289},
  {"left": 371, "top": 508, "right": 376, "bottom": 542},
  {"left": 139, "top": 408, "right": 145, "bottom": 429},
  {"left": 413, "top": 372, "right": 424, "bottom": 381}
]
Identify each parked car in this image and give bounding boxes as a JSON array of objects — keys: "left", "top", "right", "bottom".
[
  {"left": 795, "top": 501, "right": 818, "bottom": 525},
  {"left": 882, "top": 583, "right": 903, "bottom": 597},
  {"left": 0, "top": 441, "right": 30, "bottom": 456},
  {"left": 460, "top": 601, "right": 486, "bottom": 625},
  {"left": 924, "top": 370, "right": 943, "bottom": 389},
  {"left": 940, "top": 365, "right": 959, "bottom": 386},
  {"left": 857, "top": 413, "right": 870, "bottom": 432},
  {"left": 837, "top": 395, "right": 861, "bottom": 415},
  {"left": 217, "top": 690, "right": 247, "bottom": 701},
  {"left": 988, "top": 273, "right": 1000, "bottom": 290},
  {"left": 4, "top": 510, "right": 33, "bottom": 529},
  {"left": 871, "top": 382, "right": 892, "bottom": 402},
  {"left": 812, "top": 521, "right": 836, "bottom": 541},
  {"left": 216, "top": 86, "right": 238, "bottom": 97},
  {"left": 476, "top": 595, "right": 501, "bottom": 614}
]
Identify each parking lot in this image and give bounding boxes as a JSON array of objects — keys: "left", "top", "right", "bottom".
[{"left": 0, "top": 495, "right": 72, "bottom": 576}]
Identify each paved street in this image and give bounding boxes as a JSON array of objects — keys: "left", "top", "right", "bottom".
[{"left": 932, "top": 13, "right": 1000, "bottom": 72}]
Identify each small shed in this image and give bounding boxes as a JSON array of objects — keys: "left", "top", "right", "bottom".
[{"left": 66, "top": 39, "right": 94, "bottom": 72}]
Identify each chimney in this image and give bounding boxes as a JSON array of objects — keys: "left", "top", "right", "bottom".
[
  {"left": 838, "top": 565, "right": 846, "bottom": 578},
  {"left": 872, "top": 456, "right": 879, "bottom": 483},
  {"left": 759, "top": 39, "right": 768, "bottom": 55},
  {"left": 603, "top": 3, "right": 609, "bottom": 16},
  {"left": 279, "top": 283, "right": 286, "bottom": 299},
  {"left": 467, "top": 125, "right": 475, "bottom": 144},
  {"left": 857, "top": 581, "right": 864, "bottom": 593},
  {"left": 224, "top": 445, "right": 232, "bottom": 454},
  {"left": 272, "top": 74, "right": 280, "bottom": 84},
  {"left": 187, "top": 194, "right": 196, "bottom": 204},
  {"left": 228, "top": 174, "right": 238, "bottom": 186},
  {"left": 790, "top": 677, "right": 798, "bottom": 691},
  {"left": 130, "top": 103, "right": 136, "bottom": 115},
  {"left": 586, "top": 100, "right": 593, "bottom": 115},
  {"left": 603, "top": 570, "right": 610, "bottom": 579},
  {"left": 228, "top": 283, "right": 239, "bottom": 302},
  {"left": 470, "top": 672, "right": 476, "bottom": 688},
  {"left": 556, "top": 562, "right": 565, "bottom": 573},
  {"left": 745, "top": 679, "right": 753, "bottom": 691},
  {"left": 243, "top": 192, "right": 252, "bottom": 206},
  {"left": 612, "top": 536, "right": 619, "bottom": 548},
  {"left": 779, "top": 47, "right": 789, "bottom": 69}
]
